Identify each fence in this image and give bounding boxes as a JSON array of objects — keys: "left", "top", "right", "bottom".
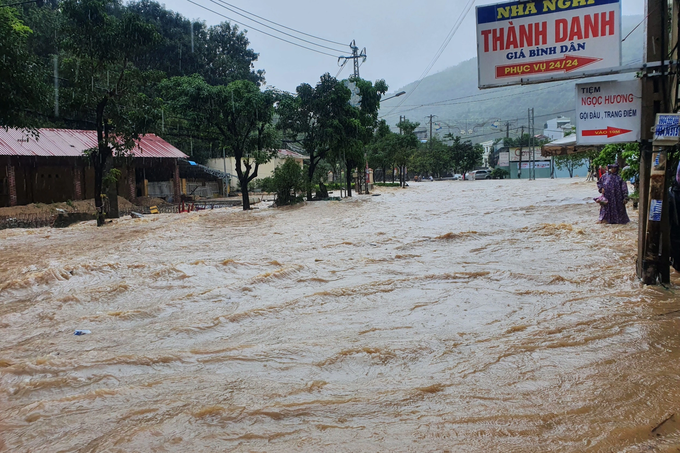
[
  {"left": 0, "top": 213, "right": 58, "bottom": 230},
  {"left": 0, "top": 201, "right": 239, "bottom": 230}
]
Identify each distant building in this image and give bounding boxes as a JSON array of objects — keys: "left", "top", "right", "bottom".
[
  {"left": 206, "top": 149, "right": 305, "bottom": 190},
  {"left": 543, "top": 117, "right": 573, "bottom": 140},
  {"left": 481, "top": 139, "right": 506, "bottom": 168},
  {"left": 414, "top": 127, "right": 428, "bottom": 142}
]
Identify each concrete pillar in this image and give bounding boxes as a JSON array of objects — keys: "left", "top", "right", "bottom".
[
  {"left": 173, "top": 160, "right": 181, "bottom": 203},
  {"left": 7, "top": 163, "right": 17, "bottom": 206},
  {"left": 73, "top": 166, "right": 83, "bottom": 200}
]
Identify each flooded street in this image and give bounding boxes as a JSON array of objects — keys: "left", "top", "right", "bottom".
[{"left": 1, "top": 178, "right": 680, "bottom": 452}]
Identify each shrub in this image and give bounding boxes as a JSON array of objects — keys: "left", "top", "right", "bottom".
[
  {"left": 267, "top": 159, "right": 304, "bottom": 206},
  {"left": 491, "top": 168, "right": 509, "bottom": 179}
]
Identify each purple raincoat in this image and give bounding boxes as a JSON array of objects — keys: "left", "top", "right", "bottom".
[{"left": 596, "top": 172, "right": 630, "bottom": 224}]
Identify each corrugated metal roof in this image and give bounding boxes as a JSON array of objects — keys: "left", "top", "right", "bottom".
[
  {"left": 277, "top": 149, "right": 306, "bottom": 159},
  {"left": 0, "top": 128, "right": 187, "bottom": 158}
]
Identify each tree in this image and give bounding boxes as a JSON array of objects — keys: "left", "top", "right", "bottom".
[
  {"left": 0, "top": 6, "right": 47, "bottom": 129},
  {"left": 411, "top": 137, "right": 453, "bottom": 177},
  {"left": 554, "top": 153, "right": 587, "bottom": 177},
  {"left": 342, "top": 78, "right": 387, "bottom": 195},
  {"left": 366, "top": 120, "right": 393, "bottom": 183},
  {"left": 59, "top": 0, "right": 161, "bottom": 225},
  {"left": 160, "top": 75, "right": 279, "bottom": 210},
  {"left": 261, "top": 158, "right": 303, "bottom": 206},
  {"left": 277, "top": 73, "right": 353, "bottom": 201},
  {"left": 127, "top": 0, "right": 264, "bottom": 86},
  {"left": 394, "top": 119, "right": 420, "bottom": 187},
  {"left": 447, "top": 135, "right": 482, "bottom": 178}
]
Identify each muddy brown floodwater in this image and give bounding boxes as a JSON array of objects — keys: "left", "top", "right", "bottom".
[{"left": 1, "top": 178, "right": 680, "bottom": 452}]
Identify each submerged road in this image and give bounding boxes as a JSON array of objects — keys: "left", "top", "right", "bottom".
[{"left": 1, "top": 178, "right": 679, "bottom": 452}]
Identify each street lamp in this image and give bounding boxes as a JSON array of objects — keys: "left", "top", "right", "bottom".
[{"left": 381, "top": 91, "right": 406, "bottom": 102}]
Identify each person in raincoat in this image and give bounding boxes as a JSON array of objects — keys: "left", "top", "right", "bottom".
[{"left": 596, "top": 163, "right": 630, "bottom": 224}]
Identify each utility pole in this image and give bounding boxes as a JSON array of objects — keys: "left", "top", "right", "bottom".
[
  {"left": 518, "top": 126, "right": 524, "bottom": 179},
  {"left": 338, "top": 40, "right": 366, "bottom": 79},
  {"left": 426, "top": 114, "right": 437, "bottom": 146},
  {"left": 528, "top": 108, "right": 535, "bottom": 180},
  {"left": 637, "top": 0, "right": 674, "bottom": 284}
]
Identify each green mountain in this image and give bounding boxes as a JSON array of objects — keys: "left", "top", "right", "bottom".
[{"left": 380, "top": 15, "right": 644, "bottom": 143}]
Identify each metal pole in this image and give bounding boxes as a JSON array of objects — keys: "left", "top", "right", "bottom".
[
  {"left": 518, "top": 126, "right": 524, "bottom": 179},
  {"left": 53, "top": 55, "right": 59, "bottom": 117}
]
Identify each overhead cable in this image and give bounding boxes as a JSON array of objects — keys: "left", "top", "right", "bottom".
[
  {"left": 210, "top": 0, "right": 346, "bottom": 47},
  {"left": 383, "top": 0, "right": 476, "bottom": 117},
  {"left": 186, "top": 0, "right": 339, "bottom": 58},
  {"left": 209, "top": 0, "right": 346, "bottom": 53}
]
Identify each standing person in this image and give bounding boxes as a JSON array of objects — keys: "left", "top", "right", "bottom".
[{"left": 596, "top": 163, "right": 629, "bottom": 224}]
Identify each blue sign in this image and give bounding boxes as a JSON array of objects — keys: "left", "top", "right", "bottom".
[
  {"left": 654, "top": 114, "right": 680, "bottom": 144},
  {"left": 649, "top": 199, "right": 662, "bottom": 222}
]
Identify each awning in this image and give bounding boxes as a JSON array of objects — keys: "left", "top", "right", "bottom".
[{"left": 541, "top": 134, "right": 601, "bottom": 157}]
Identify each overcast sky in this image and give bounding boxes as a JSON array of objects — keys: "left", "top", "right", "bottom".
[{"left": 160, "top": 0, "right": 645, "bottom": 94}]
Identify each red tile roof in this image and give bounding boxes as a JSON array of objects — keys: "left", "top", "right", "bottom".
[{"left": 0, "top": 128, "right": 187, "bottom": 158}]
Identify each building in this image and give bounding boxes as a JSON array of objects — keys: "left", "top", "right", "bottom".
[
  {"left": 0, "top": 128, "right": 187, "bottom": 208},
  {"left": 205, "top": 149, "right": 305, "bottom": 190},
  {"left": 543, "top": 117, "right": 574, "bottom": 140},
  {"left": 480, "top": 139, "right": 506, "bottom": 168}
]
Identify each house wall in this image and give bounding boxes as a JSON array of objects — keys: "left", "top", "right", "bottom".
[
  {"left": 206, "top": 155, "right": 304, "bottom": 189},
  {"left": 1, "top": 156, "right": 179, "bottom": 208}
]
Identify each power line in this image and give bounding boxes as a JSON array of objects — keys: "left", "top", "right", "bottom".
[
  {"left": 209, "top": 0, "right": 346, "bottom": 53},
  {"left": 209, "top": 0, "right": 346, "bottom": 47},
  {"left": 426, "top": 108, "right": 576, "bottom": 141},
  {"left": 185, "top": 0, "right": 339, "bottom": 58},
  {"left": 381, "top": 80, "right": 574, "bottom": 118},
  {"left": 383, "top": 0, "right": 476, "bottom": 117}
]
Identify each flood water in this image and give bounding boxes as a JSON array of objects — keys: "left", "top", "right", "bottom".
[{"left": 1, "top": 178, "right": 680, "bottom": 452}]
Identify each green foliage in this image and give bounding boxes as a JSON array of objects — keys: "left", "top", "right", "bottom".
[
  {"left": 490, "top": 168, "right": 509, "bottom": 179},
  {"left": 445, "top": 134, "right": 482, "bottom": 176},
  {"left": 0, "top": 6, "right": 48, "bottom": 129},
  {"left": 127, "top": 0, "right": 264, "bottom": 86},
  {"left": 504, "top": 133, "right": 550, "bottom": 148},
  {"left": 592, "top": 143, "right": 639, "bottom": 179},
  {"left": 374, "top": 182, "right": 401, "bottom": 187},
  {"left": 410, "top": 137, "right": 452, "bottom": 177},
  {"left": 262, "top": 158, "right": 304, "bottom": 206},
  {"left": 103, "top": 168, "right": 121, "bottom": 186},
  {"left": 554, "top": 153, "right": 587, "bottom": 177}
]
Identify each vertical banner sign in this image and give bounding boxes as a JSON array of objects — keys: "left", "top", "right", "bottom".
[
  {"left": 575, "top": 79, "right": 641, "bottom": 145},
  {"left": 476, "top": 0, "right": 621, "bottom": 88}
]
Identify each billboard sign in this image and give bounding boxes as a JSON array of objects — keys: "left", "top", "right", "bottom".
[
  {"left": 476, "top": 0, "right": 621, "bottom": 88},
  {"left": 509, "top": 148, "right": 550, "bottom": 161},
  {"left": 498, "top": 152, "right": 510, "bottom": 167},
  {"left": 575, "top": 79, "right": 641, "bottom": 145}
]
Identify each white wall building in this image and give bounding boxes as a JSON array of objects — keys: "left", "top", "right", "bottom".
[
  {"left": 543, "top": 117, "right": 573, "bottom": 140},
  {"left": 206, "top": 149, "right": 305, "bottom": 190},
  {"left": 479, "top": 140, "right": 494, "bottom": 167}
]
